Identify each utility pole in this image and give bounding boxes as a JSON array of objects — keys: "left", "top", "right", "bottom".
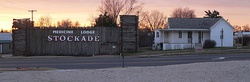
[{"left": 28, "top": 10, "right": 37, "bottom": 21}]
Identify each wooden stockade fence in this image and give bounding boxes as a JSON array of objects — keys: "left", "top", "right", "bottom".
[
  {"left": 29, "top": 27, "right": 120, "bottom": 56},
  {"left": 121, "top": 15, "right": 139, "bottom": 52},
  {"left": 12, "top": 15, "right": 138, "bottom": 56}
]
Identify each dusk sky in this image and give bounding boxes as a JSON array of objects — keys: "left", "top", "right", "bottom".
[{"left": 0, "top": 0, "right": 250, "bottom": 30}]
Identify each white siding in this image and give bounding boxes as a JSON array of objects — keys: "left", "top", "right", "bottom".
[
  {"left": 203, "top": 32, "right": 210, "bottom": 41},
  {"left": 171, "top": 31, "right": 178, "bottom": 43},
  {"left": 203, "top": 31, "right": 210, "bottom": 45},
  {"left": 182, "top": 32, "right": 188, "bottom": 43},
  {"left": 170, "top": 31, "right": 206, "bottom": 44},
  {"left": 154, "top": 29, "right": 162, "bottom": 44},
  {"left": 210, "top": 19, "right": 234, "bottom": 47},
  {"left": 163, "top": 32, "right": 170, "bottom": 43},
  {"left": 193, "top": 31, "right": 198, "bottom": 43},
  {"left": 169, "top": 31, "right": 190, "bottom": 43}
]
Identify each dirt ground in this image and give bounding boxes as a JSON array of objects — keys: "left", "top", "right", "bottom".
[{"left": 1, "top": 60, "right": 250, "bottom": 82}]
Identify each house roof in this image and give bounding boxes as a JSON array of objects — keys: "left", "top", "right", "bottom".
[
  {"left": 168, "top": 18, "right": 222, "bottom": 30},
  {"left": 0, "top": 33, "right": 12, "bottom": 41}
]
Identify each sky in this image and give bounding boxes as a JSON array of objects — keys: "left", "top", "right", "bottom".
[{"left": 0, "top": 0, "right": 250, "bottom": 30}]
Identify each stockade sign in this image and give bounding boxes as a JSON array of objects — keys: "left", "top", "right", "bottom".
[{"left": 12, "top": 15, "right": 138, "bottom": 56}]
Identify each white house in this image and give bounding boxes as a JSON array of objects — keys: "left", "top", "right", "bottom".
[{"left": 154, "top": 18, "right": 234, "bottom": 50}]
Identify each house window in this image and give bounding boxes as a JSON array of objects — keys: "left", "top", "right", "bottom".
[
  {"left": 179, "top": 31, "right": 182, "bottom": 38},
  {"left": 156, "top": 32, "right": 159, "bottom": 37}
]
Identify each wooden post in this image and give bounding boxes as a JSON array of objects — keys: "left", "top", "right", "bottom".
[
  {"left": 120, "top": 15, "right": 139, "bottom": 53},
  {"left": 0, "top": 44, "right": 2, "bottom": 58}
]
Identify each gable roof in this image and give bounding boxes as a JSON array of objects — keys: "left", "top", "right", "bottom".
[{"left": 168, "top": 18, "right": 222, "bottom": 29}]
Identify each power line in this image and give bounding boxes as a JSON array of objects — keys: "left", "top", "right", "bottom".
[{"left": 28, "top": 10, "right": 37, "bottom": 21}]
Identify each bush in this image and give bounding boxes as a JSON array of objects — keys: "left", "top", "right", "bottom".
[
  {"left": 203, "top": 39, "right": 216, "bottom": 48},
  {"left": 238, "top": 36, "right": 250, "bottom": 46},
  {"left": 243, "top": 36, "right": 250, "bottom": 46}
]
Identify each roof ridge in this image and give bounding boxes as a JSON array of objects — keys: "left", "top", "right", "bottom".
[{"left": 168, "top": 18, "right": 221, "bottom": 29}]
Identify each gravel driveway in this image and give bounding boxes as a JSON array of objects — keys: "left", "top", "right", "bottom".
[{"left": 0, "top": 60, "right": 250, "bottom": 82}]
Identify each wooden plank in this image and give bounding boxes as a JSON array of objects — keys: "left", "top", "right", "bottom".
[{"left": 14, "top": 27, "right": 122, "bottom": 56}]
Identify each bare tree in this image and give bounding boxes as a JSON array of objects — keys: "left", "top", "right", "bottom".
[
  {"left": 36, "top": 15, "right": 52, "bottom": 27},
  {"left": 234, "top": 25, "right": 241, "bottom": 32},
  {"left": 57, "top": 19, "right": 81, "bottom": 28},
  {"left": 74, "top": 21, "right": 81, "bottom": 27},
  {"left": 99, "top": 0, "right": 143, "bottom": 22},
  {"left": 242, "top": 25, "right": 250, "bottom": 32},
  {"left": 57, "top": 19, "right": 73, "bottom": 28},
  {"left": 140, "top": 10, "right": 167, "bottom": 30},
  {"left": 123, "top": 0, "right": 143, "bottom": 15},
  {"left": 170, "top": 7, "right": 196, "bottom": 18},
  {"left": 234, "top": 25, "right": 250, "bottom": 32}
]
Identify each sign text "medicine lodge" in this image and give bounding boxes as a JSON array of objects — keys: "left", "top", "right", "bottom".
[{"left": 47, "top": 30, "right": 100, "bottom": 42}]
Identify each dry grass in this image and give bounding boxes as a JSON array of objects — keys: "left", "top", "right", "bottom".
[{"left": 124, "top": 47, "right": 250, "bottom": 56}]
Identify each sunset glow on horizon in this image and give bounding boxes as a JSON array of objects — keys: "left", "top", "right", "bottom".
[{"left": 1, "top": 0, "right": 250, "bottom": 30}]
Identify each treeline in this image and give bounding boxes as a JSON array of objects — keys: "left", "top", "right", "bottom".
[
  {"left": 35, "top": 15, "right": 82, "bottom": 28},
  {"left": 234, "top": 25, "right": 250, "bottom": 32},
  {"left": 0, "top": 29, "right": 11, "bottom": 33}
]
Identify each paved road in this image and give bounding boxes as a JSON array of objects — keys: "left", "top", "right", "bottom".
[{"left": 0, "top": 54, "right": 250, "bottom": 69}]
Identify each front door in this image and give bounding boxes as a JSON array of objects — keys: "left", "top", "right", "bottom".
[
  {"left": 188, "top": 31, "right": 192, "bottom": 43},
  {"left": 198, "top": 31, "right": 203, "bottom": 43}
]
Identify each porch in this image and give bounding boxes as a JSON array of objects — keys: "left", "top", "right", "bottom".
[
  {"left": 163, "top": 43, "right": 192, "bottom": 50},
  {"left": 154, "top": 29, "right": 210, "bottom": 50},
  {"left": 162, "top": 43, "right": 203, "bottom": 50}
]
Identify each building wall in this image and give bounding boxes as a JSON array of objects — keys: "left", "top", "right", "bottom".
[
  {"left": 193, "top": 32, "right": 198, "bottom": 43},
  {"left": 0, "top": 33, "right": 12, "bottom": 54},
  {"left": 169, "top": 31, "right": 176, "bottom": 43},
  {"left": 210, "top": 19, "right": 234, "bottom": 47},
  {"left": 193, "top": 31, "right": 210, "bottom": 44},
  {"left": 154, "top": 29, "right": 163, "bottom": 44},
  {"left": 155, "top": 30, "right": 211, "bottom": 44},
  {"left": 0, "top": 44, "right": 12, "bottom": 54},
  {"left": 203, "top": 32, "right": 210, "bottom": 41},
  {"left": 173, "top": 31, "right": 189, "bottom": 43},
  {"left": 169, "top": 31, "right": 210, "bottom": 44}
]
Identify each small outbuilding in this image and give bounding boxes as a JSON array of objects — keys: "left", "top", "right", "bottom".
[
  {"left": 0, "top": 33, "right": 12, "bottom": 54},
  {"left": 154, "top": 18, "right": 234, "bottom": 50}
]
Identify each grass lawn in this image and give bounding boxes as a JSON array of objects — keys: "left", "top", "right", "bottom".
[{"left": 124, "top": 46, "right": 250, "bottom": 56}]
